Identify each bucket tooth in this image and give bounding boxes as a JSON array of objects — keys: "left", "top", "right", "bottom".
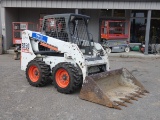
[
  {"left": 136, "top": 91, "right": 145, "bottom": 95},
  {"left": 126, "top": 95, "right": 138, "bottom": 101},
  {"left": 144, "top": 90, "right": 149, "bottom": 93},
  {"left": 114, "top": 101, "right": 127, "bottom": 107},
  {"left": 136, "top": 91, "right": 140, "bottom": 94},
  {"left": 120, "top": 98, "right": 133, "bottom": 104},
  {"left": 131, "top": 97, "right": 138, "bottom": 101},
  {"left": 130, "top": 93, "right": 142, "bottom": 98},
  {"left": 113, "top": 105, "right": 122, "bottom": 110}
]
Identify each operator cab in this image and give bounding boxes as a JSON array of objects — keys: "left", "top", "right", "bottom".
[{"left": 42, "top": 13, "right": 93, "bottom": 55}]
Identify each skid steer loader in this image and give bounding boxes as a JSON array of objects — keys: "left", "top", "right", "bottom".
[{"left": 21, "top": 13, "right": 148, "bottom": 110}]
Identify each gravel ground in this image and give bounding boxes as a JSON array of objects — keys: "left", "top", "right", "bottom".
[{"left": 0, "top": 54, "right": 160, "bottom": 120}]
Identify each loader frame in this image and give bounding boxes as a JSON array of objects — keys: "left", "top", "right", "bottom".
[
  {"left": 21, "top": 14, "right": 109, "bottom": 83},
  {"left": 21, "top": 14, "right": 148, "bottom": 110}
]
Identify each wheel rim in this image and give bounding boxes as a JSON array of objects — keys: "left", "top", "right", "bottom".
[
  {"left": 125, "top": 47, "right": 130, "bottom": 52},
  {"left": 141, "top": 47, "right": 145, "bottom": 53},
  {"left": 55, "top": 68, "right": 70, "bottom": 88},
  {"left": 106, "top": 48, "right": 111, "bottom": 53},
  {"left": 28, "top": 65, "right": 40, "bottom": 82}
]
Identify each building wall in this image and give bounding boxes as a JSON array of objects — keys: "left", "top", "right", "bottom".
[
  {"left": 2, "top": 7, "right": 131, "bottom": 50},
  {"left": 0, "top": 4, "right": 2, "bottom": 37},
  {"left": 19, "top": 9, "right": 101, "bottom": 42},
  {"left": 2, "top": 8, "right": 75, "bottom": 50},
  {"left": 0, "top": 0, "right": 159, "bottom": 53},
  {"left": 4, "top": 8, "right": 19, "bottom": 50},
  {"left": 84, "top": 9, "right": 101, "bottom": 42},
  {"left": 5, "top": 8, "right": 102, "bottom": 49},
  {"left": 19, "top": 8, "right": 75, "bottom": 24},
  {"left": 1, "top": 0, "right": 160, "bottom": 10}
]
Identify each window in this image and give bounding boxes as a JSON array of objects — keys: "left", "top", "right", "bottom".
[
  {"left": 113, "top": 10, "right": 125, "bottom": 17},
  {"left": 131, "top": 10, "right": 147, "bottom": 18},
  {"left": 130, "top": 18, "right": 146, "bottom": 43},
  {"left": 152, "top": 10, "right": 160, "bottom": 18}
]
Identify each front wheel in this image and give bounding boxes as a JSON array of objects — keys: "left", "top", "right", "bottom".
[
  {"left": 52, "top": 62, "right": 82, "bottom": 94},
  {"left": 125, "top": 47, "right": 130, "bottom": 53},
  {"left": 26, "top": 59, "right": 51, "bottom": 87},
  {"left": 106, "top": 48, "right": 112, "bottom": 53}
]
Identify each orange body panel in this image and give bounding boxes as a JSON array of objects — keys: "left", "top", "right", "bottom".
[{"left": 40, "top": 42, "right": 58, "bottom": 52}]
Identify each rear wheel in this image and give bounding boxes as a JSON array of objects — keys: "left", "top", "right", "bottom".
[
  {"left": 106, "top": 48, "right": 111, "bottom": 53},
  {"left": 52, "top": 62, "right": 82, "bottom": 94},
  {"left": 26, "top": 59, "right": 51, "bottom": 87},
  {"left": 56, "top": 68, "right": 70, "bottom": 88}
]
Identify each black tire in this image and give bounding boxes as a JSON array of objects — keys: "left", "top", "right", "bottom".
[
  {"left": 26, "top": 59, "right": 51, "bottom": 87},
  {"left": 52, "top": 62, "right": 82, "bottom": 94}
]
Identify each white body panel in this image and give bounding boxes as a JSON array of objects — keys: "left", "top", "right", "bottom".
[{"left": 21, "top": 30, "right": 110, "bottom": 82}]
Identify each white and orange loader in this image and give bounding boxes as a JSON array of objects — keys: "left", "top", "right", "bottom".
[{"left": 21, "top": 13, "right": 148, "bottom": 110}]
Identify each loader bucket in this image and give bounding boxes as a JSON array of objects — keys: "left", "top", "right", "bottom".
[{"left": 79, "top": 68, "right": 149, "bottom": 110}]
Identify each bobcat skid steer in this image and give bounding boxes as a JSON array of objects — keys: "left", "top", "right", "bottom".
[{"left": 21, "top": 14, "right": 148, "bottom": 110}]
